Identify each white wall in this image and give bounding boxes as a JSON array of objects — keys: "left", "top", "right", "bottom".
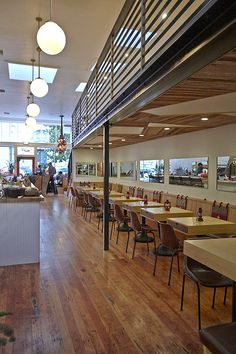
[{"left": 73, "top": 124, "right": 236, "bottom": 203}]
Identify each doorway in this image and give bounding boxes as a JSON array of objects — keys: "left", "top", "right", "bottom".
[{"left": 17, "top": 157, "right": 35, "bottom": 176}]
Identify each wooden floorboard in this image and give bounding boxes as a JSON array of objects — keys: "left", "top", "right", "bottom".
[{"left": 0, "top": 195, "right": 232, "bottom": 353}]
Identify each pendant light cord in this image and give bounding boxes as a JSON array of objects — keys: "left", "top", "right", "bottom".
[
  {"left": 37, "top": 47, "right": 41, "bottom": 78},
  {"left": 49, "top": 0, "right": 52, "bottom": 21},
  {"left": 60, "top": 115, "right": 64, "bottom": 135}
]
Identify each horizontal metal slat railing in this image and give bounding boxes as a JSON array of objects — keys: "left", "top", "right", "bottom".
[{"left": 72, "top": 0, "right": 211, "bottom": 144}]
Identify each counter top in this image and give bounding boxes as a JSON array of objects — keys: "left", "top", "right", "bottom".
[{"left": 0, "top": 195, "right": 44, "bottom": 203}]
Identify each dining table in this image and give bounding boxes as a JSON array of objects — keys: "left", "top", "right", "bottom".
[
  {"left": 109, "top": 196, "right": 143, "bottom": 205},
  {"left": 76, "top": 186, "right": 103, "bottom": 192},
  {"left": 167, "top": 216, "right": 236, "bottom": 236},
  {"left": 184, "top": 238, "right": 236, "bottom": 321},
  {"left": 141, "top": 207, "right": 194, "bottom": 222},
  {"left": 90, "top": 190, "right": 124, "bottom": 199}
]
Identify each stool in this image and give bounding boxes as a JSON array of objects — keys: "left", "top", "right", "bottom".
[{"left": 199, "top": 322, "right": 236, "bottom": 354}]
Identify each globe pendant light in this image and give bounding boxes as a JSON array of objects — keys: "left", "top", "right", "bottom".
[
  {"left": 26, "top": 95, "right": 40, "bottom": 118},
  {"left": 56, "top": 115, "right": 67, "bottom": 153},
  {"left": 26, "top": 115, "right": 37, "bottom": 130},
  {"left": 30, "top": 48, "right": 48, "bottom": 98},
  {"left": 36, "top": 2, "right": 66, "bottom": 56}
]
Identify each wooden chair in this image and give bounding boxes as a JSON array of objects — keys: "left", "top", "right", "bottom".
[
  {"left": 209, "top": 201, "right": 235, "bottom": 238},
  {"left": 130, "top": 211, "right": 156, "bottom": 259},
  {"left": 128, "top": 186, "right": 136, "bottom": 197},
  {"left": 152, "top": 190, "right": 162, "bottom": 203},
  {"left": 110, "top": 204, "right": 132, "bottom": 252},
  {"left": 180, "top": 256, "right": 233, "bottom": 330},
  {"left": 176, "top": 194, "right": 188, "bottom": 209},
  {"left": 136, "top": 187, "right": 144, "bottom": 198},
  {"left": 153, "top": 222, "right": 180, "bottom": 285},
  {"left": 69, "top": 186, "right": 77, "bottom": 210}
]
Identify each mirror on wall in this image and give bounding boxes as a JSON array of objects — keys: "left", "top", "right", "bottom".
[
  {"left": 76, "top": 162, "right": 96, "bottom": 176},
  {"left": 110, "top": 162, "right": 117, "bottom": 177},
  {"left": 97, "top": 162, "right": 103, "bottom": 177},
  {"left": 169, "top": 157, "right": 208, "bottom": 188},
  {"left": 120, "top": 161, "right": 136, "bottom": 179},
  {"left": 217, "top": 156, "right": 236, "bottom": 192},
  {"left": 140, "top": 159, "right": 164, "bottom": 183}
]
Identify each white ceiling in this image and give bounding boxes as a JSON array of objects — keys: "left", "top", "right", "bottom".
[{"left": 0, "top": 0, "right": 125, "bottom": 125}]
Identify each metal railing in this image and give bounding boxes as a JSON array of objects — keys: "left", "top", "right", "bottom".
[{"left": 72, "top": 0, "right": 212, "bottom": 144}]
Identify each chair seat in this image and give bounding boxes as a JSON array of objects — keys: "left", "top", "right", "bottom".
[
  {"left": 199, "top": 322, "right": 236, "bottom": 354},
  {"left": 153, "top": 244, "right": 178, "bottom": 256},
  {"left": 133, "top": 234, "right": 154, "bottom": 243},
  {"left": 186, "top": 267, "right": 233, "bottom": 288}
]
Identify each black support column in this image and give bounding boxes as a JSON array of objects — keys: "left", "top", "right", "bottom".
[{"left": 103, "top": 121, "right": 109, "bottom": 250}]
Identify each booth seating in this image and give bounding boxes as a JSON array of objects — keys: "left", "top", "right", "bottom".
[{"left": 199, "top": 322, "right": 236, "bottom": 354}]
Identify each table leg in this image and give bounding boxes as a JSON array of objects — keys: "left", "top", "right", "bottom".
[{"left": 135, "top": 216, "right": 154, "bottom": 242}]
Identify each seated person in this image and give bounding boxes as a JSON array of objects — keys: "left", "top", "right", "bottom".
[{"left": 195, "top": 162, "right": 204, "bottom": 175}]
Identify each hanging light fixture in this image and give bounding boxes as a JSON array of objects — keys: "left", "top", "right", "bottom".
[
  {"left": 26, "top": 95, "right": 40, "bottom": 117},
  {"left": 56, "top": 115, "right": 67, "bottom": 153},
  {"left": 26, "top": 115, "right": 37, "bottom": 130},
  {"left": 36, "top": 1, "right": 66, "bottom": 56},
  {"left": 30, "top": 47, "right": 48, "bottom": 98}
]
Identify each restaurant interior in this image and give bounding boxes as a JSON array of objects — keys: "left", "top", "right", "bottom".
[{"left": 0, "top": 0, "right": 236, "bottom": 353}]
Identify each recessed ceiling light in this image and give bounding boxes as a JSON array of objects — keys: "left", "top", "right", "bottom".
[
  {"left": 87, "top": 93, "right": 90, "bottom": 98},
  {"left": 91, "top": 62, "right": 96, "bottom": 72},
  {"left": 139, "top": 134, "right": 144, "bottom": 137},
  {"left": 75, "top": 82, "right": 87, "bottom": 92},
  {"left": 98, "top": 145, "right": 102, "bottom": 148},
  {"left": 162, "top": 13, "right": 168, "bottom": 19},
  {"left": 8, "top": 62, "right": 57, "bottom": 83},
  {"left": 121, "top": 139, "right": 125, "bottom": 142},
  {"left": 125, "top": 53, "right": 129, "bottom": 57},
  {"left": 164, "top": 127, "right": 170, "bottom": 131},
  {"left": 109, "top": 142, "right": 112, "bottom": 145},
  {"left": 90, "top": 147, "right": 94, "bottom": 150},
  {"left": 104, "top": 75, "right": 108, "bottom": 80},
  {"left": 201, "top": 117, "right": 208, "bottom": 121}
]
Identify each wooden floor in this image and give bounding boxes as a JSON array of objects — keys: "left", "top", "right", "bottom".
[{"left": 0, "top": 195, "right": 232, "bottom": 354}]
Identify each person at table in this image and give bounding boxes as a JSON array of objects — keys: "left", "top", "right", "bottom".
[
  {"left": 46, "top": 162, "right": 57, "bottom": 194},
  {"left": 195, "top": 162, "right": 203, "bottom": 175},
  {"left": 36, "top": 164, "right": 43, "bottom": 175},
  {"left": 55, "top": 171, "right": 64, "bottom": 186}
]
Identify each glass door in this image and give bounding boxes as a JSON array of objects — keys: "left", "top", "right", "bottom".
[{"left": 17, "top": 157, "right": 35, "bottom": 176}]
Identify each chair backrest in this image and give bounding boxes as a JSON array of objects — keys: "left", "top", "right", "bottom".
[
  {"left": 70, "top": 186, "right": 76, "bottom": 197},
  {"left": 176, "top": 194, "right": 188, "bottom": 209},
  {"left": 158, "top": 222, "right": 179, "bottom": 249},
  {"left": 130, "top": 211, "right": 141, "bottom": 232},
  {"left": 211, "top": 201, "right": 229, "bottom": 220},
  {"left": 128, "top": 186, "right": 136, "bottom": 197},
  {"left": 136, "top": 187, "right": 144, "bottom": 198},
  {"left": 153, "top": 190, "right": 162, "bottom": 203},
  {"left": 114, "top": 204, "right": 125, "bottom": 223},
  {"left": 84, "top": 192, "right": 89, "bottom": 203}
]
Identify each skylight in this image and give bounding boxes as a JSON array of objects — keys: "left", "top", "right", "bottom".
[
  {"left": 8, "top": 63, "right": 57, "bottom": 83},
  {"left": 75, "top": 82, "right": 87, "bottom": 92}
]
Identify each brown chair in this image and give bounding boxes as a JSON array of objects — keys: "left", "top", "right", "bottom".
[
  {"left": 136, "top": 187, "right": 144, "bottom": 198},
  {"left": 153, "top": 222, "right": 180, "bottom": 285},
  {"left": 128, "top": 186, "right": 136, "bottom": 197},
  {"left": 152, "top": 190, "right": 162, "bottom": 203},
  {"left": 209, "top": 201, "right": 235, "bottom": 238},
  {"left": 180, "top": 256, "right": 233, "bottom": 330},
  {"left": 130, "top": 211, "right": 156, "bottom": 259},
  {"left": 176, "top": 194, "right": 188, "bottom": 209},
  {"left": 97, "top": 199, "right": 114, "bottom": 232},
  {"left": 110, "top": 204, "right": 132, "bottom": 252},
  {"left": 87, "top": 193, "right": 100, "bottom": 222},
  {"left": 199, "top": 322, "right": 236, "bottom": 354}
]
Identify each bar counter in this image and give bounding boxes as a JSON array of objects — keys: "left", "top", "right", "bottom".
[{"left": 0, "top": 195, "right": 44, "bottom": 266}]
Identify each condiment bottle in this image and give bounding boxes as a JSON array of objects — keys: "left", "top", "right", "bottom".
[
  {"left": 126, "top": 191, "right": 130, "bottom": 199},
  {"left": 197, "top": 207, "right": 203, "bottom": 221},
  {"left": 93, "top": 183, "right": 96, "bottom": 190},
  {"left": 164, "top": 199, "right": 171, "bottom": 211}
]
